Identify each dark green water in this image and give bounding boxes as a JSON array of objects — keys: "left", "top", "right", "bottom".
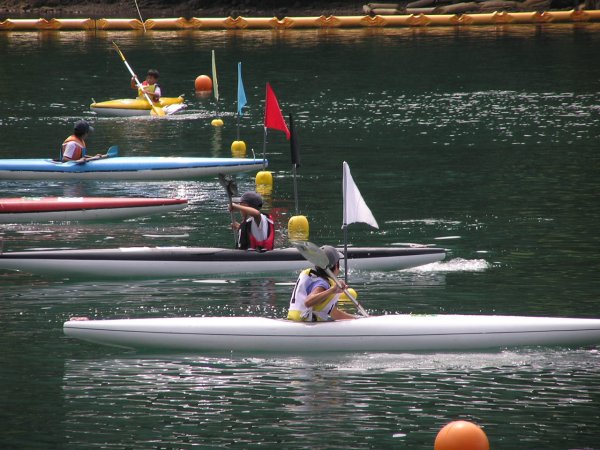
[{"left": 1, "top": 24, "right": 600, "bottom": 449}]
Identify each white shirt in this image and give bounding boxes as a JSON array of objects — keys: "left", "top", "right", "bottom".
[{"left": 62, "top": 141, "right": 83, "bottom": 160}]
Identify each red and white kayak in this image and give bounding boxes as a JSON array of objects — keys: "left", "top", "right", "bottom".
[{"left": 0, "top": 197, "right": 188, "bottom": 222}]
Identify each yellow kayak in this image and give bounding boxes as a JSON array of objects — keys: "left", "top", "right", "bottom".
[{"left": 90, "top": 96, "right": 186, "bottom": 116}]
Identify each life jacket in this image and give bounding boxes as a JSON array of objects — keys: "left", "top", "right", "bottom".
[
  {"left": 287, "top": 268, "right": 339, "bottom": 322},
  {"left": 138, "top": 81, "right": 160, "bottom": 102},
  {"left": 238, "top": 213, "right": 275, "bottom": 251},
  {"left": 61, "top": 135, "right": 86, "bottom": 161}
]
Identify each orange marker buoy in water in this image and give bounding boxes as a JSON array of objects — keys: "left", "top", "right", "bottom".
[
  {"left": 194, "top": 75, "right": 212, "bottom": 92},
  {"left": 434, "top": 421, "right": 489, "bottom": 450}
]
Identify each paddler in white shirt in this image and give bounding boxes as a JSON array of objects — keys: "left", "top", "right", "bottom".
[
  {"left": 229, "top": 191, "right": 275, "bottom": 251},
  {"left": 288, "top": 245, "right": 357, "bottom": 322},
  {"left": 61, "top": 120, "right": 106, "bottom": 163}
]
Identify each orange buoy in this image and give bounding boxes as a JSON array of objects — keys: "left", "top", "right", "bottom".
[
  {"left": 434, "top": 421, "right": 489, "bottom": 450},
  {"left": 194, "top": 75, "right": 212, "bottom": 92}
]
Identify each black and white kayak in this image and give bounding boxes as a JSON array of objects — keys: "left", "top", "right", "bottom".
[
  {"left": 0, "top": 156, "right": 267, "bottom": 180},
  {"left": 63, "top": 314, "right": 600, "bottom": 353},
  {"left": 0, "top": 246, "right": 445, "bottom": 279},
  {"left": 0, "top": 196, "right": 187, "bottom": 222}
]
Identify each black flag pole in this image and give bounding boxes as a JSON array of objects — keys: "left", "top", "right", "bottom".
[{"left": 289, "top": 113, "right": 301, "bottom": 215}]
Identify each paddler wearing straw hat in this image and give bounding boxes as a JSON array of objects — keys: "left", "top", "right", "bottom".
[
  {"left": 287, "top": 245, "right": 357, "bottom": 322},
  {"left": 229, "top": 191, "right": 275, "bottom": 251}
]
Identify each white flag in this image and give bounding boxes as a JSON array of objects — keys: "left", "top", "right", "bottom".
[
  {"left": 211, "top": 50, "right": 219, "bottom": 102},
  {"left": 343, "top": 161, "right": 379, "bottom": 229}
]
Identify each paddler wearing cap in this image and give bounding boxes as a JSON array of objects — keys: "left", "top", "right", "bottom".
[
  {"left": 229, "top": 191, "right": 275, "bottom": 251},
  {"left": 61, "top": 120, "right": 107, "bottom": 163},
  {"left": 287, "top": 245, "right": 357, "bottom": 322}
]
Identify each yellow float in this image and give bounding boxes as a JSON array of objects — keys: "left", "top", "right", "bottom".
[
  {"left": 96, "top": 18, "right": 144, "bottom": 30},
  {"left": 1, "top": 11, "right": 599, "bottom": 32},
  {"left": 288, "top": 215, "right": 309, "bottom": 242}
]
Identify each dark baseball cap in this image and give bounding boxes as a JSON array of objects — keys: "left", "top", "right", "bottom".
[
  {"left": 232, "top": 191, "right": 263, "bottom": 209},
  {"left": 74, "top": 120, "right": 94, "bottom": 134}
]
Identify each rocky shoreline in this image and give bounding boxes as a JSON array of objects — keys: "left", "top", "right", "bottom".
[
  {"left": 1, "top": 1, "right": 360, "bottom": 20},
  {"left": 1, "top": 0, "right": 598, "bottom": 20}
]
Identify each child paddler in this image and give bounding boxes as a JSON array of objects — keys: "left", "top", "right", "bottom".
[
  {"left": 131, "top": 69, "right": 161, "bottom": 102},
  {"left": 287, "top": 245, "right": 357, "bottom": 322},
  {"left": 61, "top": 120, "right": 106, "bottom": 163},
  {"left": 229, "top": 191, "right": 275, "bottom": 251}
]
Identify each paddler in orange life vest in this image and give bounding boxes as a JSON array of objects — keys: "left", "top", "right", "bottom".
[
  {"left": 131, "top": 69, "right": 162, "bottom": 102},
  {"left": 229, "top": 191, "right": 275, "bottom": 251},
  {"left": 61, "top": 120, "right": 106, "bottom": 163},
  {"left": 288, "top": 245, "right": 356, "bottom": 322}
]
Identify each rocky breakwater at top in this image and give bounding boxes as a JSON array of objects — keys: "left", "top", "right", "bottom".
[{"left": 364, "top": 0, "right": 600, "bottom": 15}]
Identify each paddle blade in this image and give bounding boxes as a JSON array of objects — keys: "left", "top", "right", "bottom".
[
  {"left": 106, "top": 146, "right": 119, "bottom": 157},
  {"left": 218, "top": 174, "right": 238, "bottom": 199},
  {"left": 291, "top": 240, "right": 329, "bottom": 269},
  {"left": 150, "top": 105, "right": 166, "bottom": 117},
  {"left": 112, "top": 41, "right": 125, "bottom": 61}
]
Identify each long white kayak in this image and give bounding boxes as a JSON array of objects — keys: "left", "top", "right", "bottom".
[
  {"left": 0, "top": 156, "right": 267, "bottom": 180},
  {"left": 0, "top": 246, "right": 445, "bottom": 279},
  {"left": 63, "top": 315, "right": 600, "bottom": 353},
  {"left": 0, "top": 197, "right": 187, "bottom": 222}
]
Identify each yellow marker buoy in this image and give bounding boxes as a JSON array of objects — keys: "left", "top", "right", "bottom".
[
  {"left": 288, "top": 215, "right": 309, "bottom": 242},
  {"left": 231, "top": 140, "right": 247, "bottom": 157},
  {"left": 194, "top": 75, "right": 212, "bottom": 92},
  {"left": 255, "top": 170, "right": 273, "bottom": 187},
  {"left": 211, "top": 118, "right": 224, "bottom": 127},
  {"left": 338, "top": 288, "right": 358, "bottom": 307},
  {"left": 434, "top": 421, "right": 489, "bottom": 450},
  {"left": 256, "top": 183, "right": 273, "bottom": 197}
]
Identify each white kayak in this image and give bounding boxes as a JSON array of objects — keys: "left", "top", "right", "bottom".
[
  {"left": 0, "top": 246, "right": 445, "bottom": 279},
  {"left": 63, "top": 314, "right": 600, "bottom": 353},
  {"left": 0, "top": 197, "right": 187, "bottom": 222}
]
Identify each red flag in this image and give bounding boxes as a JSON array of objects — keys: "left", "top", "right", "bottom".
[{"left": 264, "top": 83, "right": 290, "bottom": 140}]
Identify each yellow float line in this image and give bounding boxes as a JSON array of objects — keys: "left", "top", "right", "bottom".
[{"left": 1, "top": 11, "right": 599, "bottom": 31}]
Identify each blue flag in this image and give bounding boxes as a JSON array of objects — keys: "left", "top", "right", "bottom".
[{"left": 237, "top": 62, "right": 247, "bottom": 116}]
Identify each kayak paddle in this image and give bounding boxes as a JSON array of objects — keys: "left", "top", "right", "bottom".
[
  {"left": 106, "top": 145, "right": 119, "bottom": 157},
  {"left": 292, "top": 240, "right": 369, "bottom": 317},
  {"left": 111, "top": 42, "right": 166, "bottom": 117},
  {"left": 74, "top": 145, "right": 119, "bottom": 164},
  {"left": 218, "top": 173, "right": 239, "bottom": 246}
]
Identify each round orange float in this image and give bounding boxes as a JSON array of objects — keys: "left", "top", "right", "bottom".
[
  {"left": 194, "top": 75, "right": 212, "bottom": 92},
  {"left": 434, "top": 420, "right": 489, "bottom": 450}
]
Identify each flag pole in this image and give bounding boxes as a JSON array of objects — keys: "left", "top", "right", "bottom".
[
  {"left": 343, "top": 161, "right": 349, "bottom": 283},
  {"left": 262, "top": 83, "right": 268, "bottom": 170},
  {"left": 289, "top": 113, "right": 300, "bottom": 215},
  {"left": 293, "top": 164, "right": 299, "bottom": 215},
  {"left": 211, "top": 50, "right": 223, "bottom": 126},
  {"left": 262, "top": 126, "right": 267, "bottom": 171}
]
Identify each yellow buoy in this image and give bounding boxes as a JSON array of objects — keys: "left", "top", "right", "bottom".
[
  {"left": 338, "top": 288, "right": 358, "bottom": 306},
  {"left": 434, "top": 421, "right": 489, "bottom": 450},
  {"left": 211, "top": 118, "right": 224, "bottom": 127},
  {"left": 256, "top": 183, "right": 273, "bottom": 197},
  {"left": 255, "top": 170, "right": 273, "bottom": 187},
  {"left": 288, "top": 215, "right": 309, "bottom": 242},
  {"left": 231, "top": 140, "right": 247, "bottom": 157},
  {"left": 194, "top": 75, "right": 212, "bottom": 92}
]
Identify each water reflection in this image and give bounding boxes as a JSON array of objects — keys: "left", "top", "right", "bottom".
[{"left": 61, "top": 348, "right": 600, "bottom": 448}]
